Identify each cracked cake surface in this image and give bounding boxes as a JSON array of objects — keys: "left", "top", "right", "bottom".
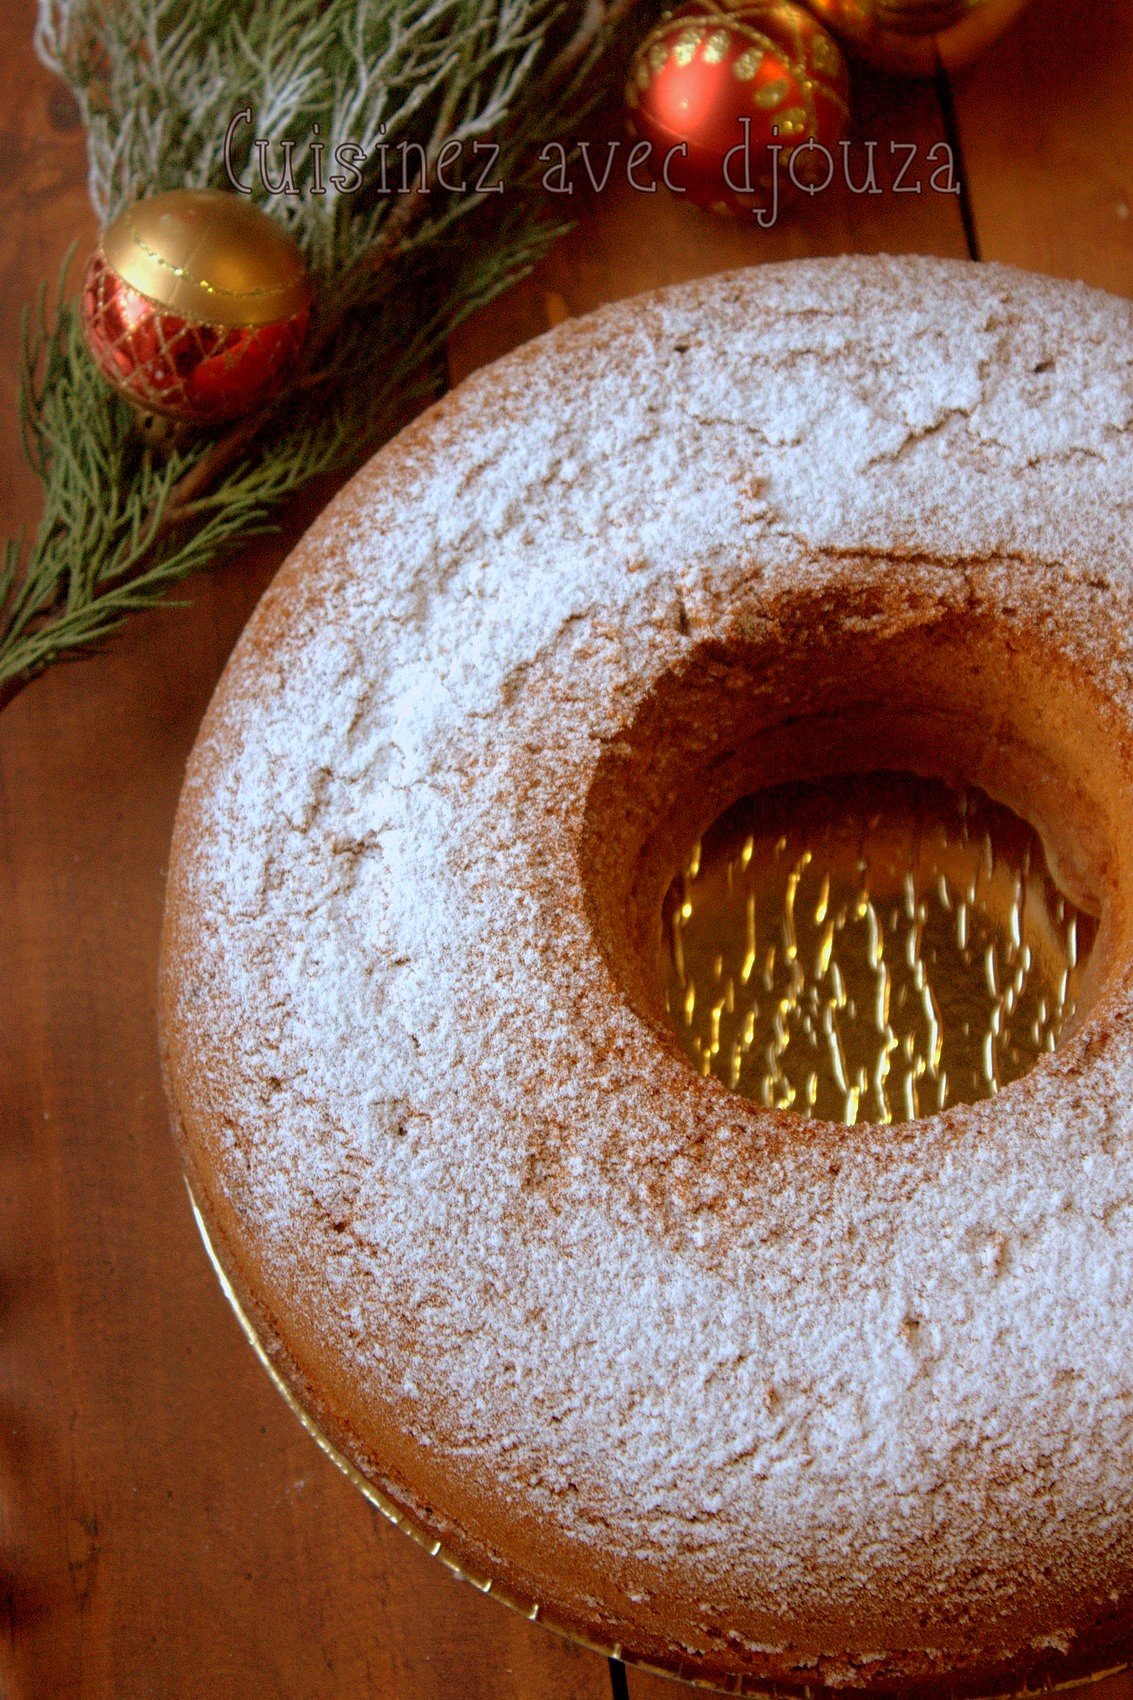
[{"left": 161, "top": 255, "right": 1133, "bottom": 1693}]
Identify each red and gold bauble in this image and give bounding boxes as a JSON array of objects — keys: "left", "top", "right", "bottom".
[
  {"left": 625, "top": 1, "right": 850, "bottom": 216},
  {"left": 804, "top": 0, "right": 1033, "bottom": 73},
  {"left": 81, "top": 189, "right": 312, "bottom": 427}
]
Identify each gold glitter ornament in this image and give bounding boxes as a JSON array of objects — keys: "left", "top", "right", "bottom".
[
  {"left": 661, "top": 773, "right": 1096, "bottom": 1125},
  {"left": 625, "top": 1, "right": 850, "bottom": 216},
  {"left": 802, "top": 0, "right": 1033, "bottom": 73},
  {"left": 81, "top": 189, "right": 312, "bottom": 426}
]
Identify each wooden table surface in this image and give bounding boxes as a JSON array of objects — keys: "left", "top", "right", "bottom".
[{"left": 3, "top": 2, "right": 1133, "bottom": 1695}]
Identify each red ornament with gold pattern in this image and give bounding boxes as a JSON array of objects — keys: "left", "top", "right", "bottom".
[
  {"left": 81, "top": 188, "right": 313, "bottom": 427},
  {"left": 625, "top": 0, "right": 850, "bottom": 216}
]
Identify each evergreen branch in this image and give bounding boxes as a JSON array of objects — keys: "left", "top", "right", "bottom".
[{"left": 4, "top": 0, "right": 641, "bottom": 710}]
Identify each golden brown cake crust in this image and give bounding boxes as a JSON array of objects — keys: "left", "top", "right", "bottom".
[{"left": 161, "top": 256, "right": 1133, "bottom": 1693}]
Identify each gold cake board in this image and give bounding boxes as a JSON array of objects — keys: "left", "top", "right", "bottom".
[{"left": 188, "top": 1182, "right": 1129, "bottom": 1700}]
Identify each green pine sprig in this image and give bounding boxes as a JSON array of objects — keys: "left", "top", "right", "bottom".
[{"left": 1, "top": 0, "right": 637, "bottom": 712}]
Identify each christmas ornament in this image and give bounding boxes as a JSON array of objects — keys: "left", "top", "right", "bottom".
[
  {"left": 81, "top": 189, "right": 312, "bottom": 426},
  {"left": 6, "top": 0, "right": 632, "bottom": 717},
  {"left": 625, "top": 1, "right": 850, "bottom": 217},
  {"left": 803, "top": 0, "right": 1033, "bottom": 74}
]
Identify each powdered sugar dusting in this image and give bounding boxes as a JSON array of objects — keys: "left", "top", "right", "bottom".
[{"left": 163, "top": 257, "right": 1133, "bottom": 1683}]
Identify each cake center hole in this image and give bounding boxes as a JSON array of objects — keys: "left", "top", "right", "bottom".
[{"left": 660, "top": 772, "right": 1097, "bottom": 1124}]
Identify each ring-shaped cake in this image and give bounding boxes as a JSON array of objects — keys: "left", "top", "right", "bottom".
[{"left": 161, "top": 256, "right": 1133, "bottom": 1693}]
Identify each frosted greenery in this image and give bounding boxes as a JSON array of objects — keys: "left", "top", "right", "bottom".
[{"left": 1, "top": 0, "right": 634, "bottom": 707}]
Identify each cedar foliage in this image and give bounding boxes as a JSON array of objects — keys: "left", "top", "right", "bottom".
[{"left": 1, "top": 0, "right": 633, "bottom": 706}]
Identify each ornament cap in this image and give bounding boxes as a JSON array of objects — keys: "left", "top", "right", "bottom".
[{"left": 101, "top": 188, "right": 313, "bottom": 327}]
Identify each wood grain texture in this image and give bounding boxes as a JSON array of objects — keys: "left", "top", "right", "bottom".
[
  {"left": 3, "top": 0, "right": 1132, "bottom": 1695},
  {"left": 952, "top": 0, "right": 1133, "bottom": 294},
  {"left": 0, "top": 6, "right": 612, "bottom": 1697}
]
